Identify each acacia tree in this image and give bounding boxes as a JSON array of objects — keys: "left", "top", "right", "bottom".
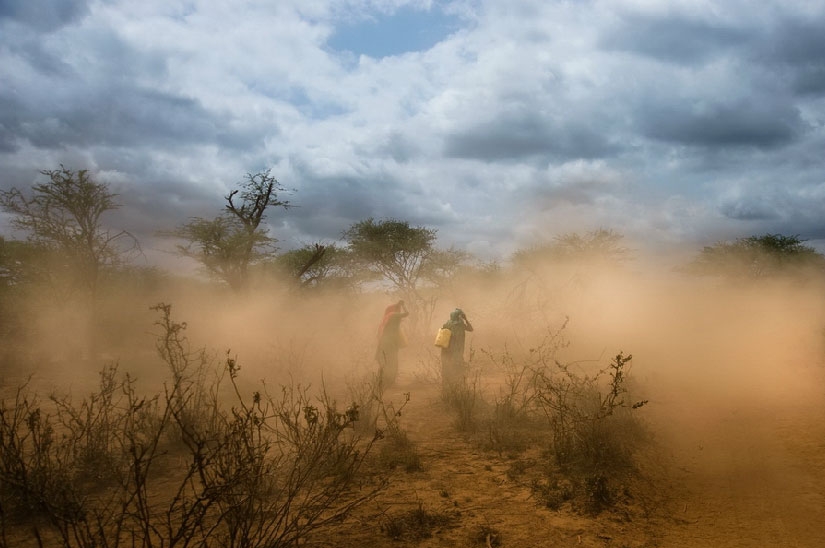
[
  {"left": 685, "top": 233, "right": 825, "bottom": 279},
  {"left": 343, "top": 218, "right": 436, "bottom": 298},
  {"left": 343, "top": 218, "right": 449, "bottom": 336},
  {"left": 0, "top": 166, "right": 136, "bottom": 297},
  {"left": 173, "top": 170, "right": 290, "bottom": 291}
]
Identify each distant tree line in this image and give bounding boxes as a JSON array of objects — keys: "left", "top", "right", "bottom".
[
  {"left": 683, "top": 233, "right": 825, "bottom": 279},
  {"left": 2, "top": 166, "right": 824, "bottom": 305}
]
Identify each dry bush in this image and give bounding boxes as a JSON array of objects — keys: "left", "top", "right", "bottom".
[
  {"left": 479, "top": 320, "right": 650, "bottom": 514},
  {"left": 379, "top": 500, "right": 457, "bottom": 540},
  {"left": 375, "top": 392, "right": 423, "bottom": 473},
  {"left": 534, "top": 352, "right": 648, "bottom": 469},
  {"left": 476, "top": 322, "right": 570, "bottom": 455},
  {"left": 532, "top": 351, "right": 650, "bottom": 514},
  {"left": 0, "top": 303, "right": 384, "bottom": 547},
  {"left": 442, "top": 370, "right": 483, "bottom": 433},
  {"left": 347, "top": 370, "right": 423, "bottom": 473}
]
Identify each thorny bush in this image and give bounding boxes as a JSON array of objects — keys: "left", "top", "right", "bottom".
[
  {"left": 0, "top": 303, "right": 383, "bottom": 547},
  {"left": 481, "top": 321, "right": 649, "bottom": 514},
  {"left": 347, "top": 371, "right": 422, "bottom": 472}
]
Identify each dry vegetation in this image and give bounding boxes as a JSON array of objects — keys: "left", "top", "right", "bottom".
[{"left": 1, "top": 252, "right": 824, "bottom": 547}]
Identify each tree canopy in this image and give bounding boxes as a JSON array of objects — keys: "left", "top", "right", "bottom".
[
  {"left": 343, "top": 218, "right": 437, "bottom": 297},
  {"left": 0, "top": 166, "right": 136, "bottom": 296},
  {"left": 685, "top": 233, "right": 825, "bottom": 279}
]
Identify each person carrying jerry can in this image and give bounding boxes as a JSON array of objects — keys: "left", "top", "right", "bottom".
[{"left": 434, "top": 308, "right": 473, "bottom": 390}]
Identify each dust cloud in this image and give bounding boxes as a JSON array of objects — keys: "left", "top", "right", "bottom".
[
  {"left": 4, "top": 250, "right": 824, "bottom": 419},
  {"left": 2, "top": 245, "right": 824, "bottom": 544}
]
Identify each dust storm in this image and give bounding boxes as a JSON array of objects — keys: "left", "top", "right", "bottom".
[{"left": 1, "top": 247, "right": 824, "bottom": 547}]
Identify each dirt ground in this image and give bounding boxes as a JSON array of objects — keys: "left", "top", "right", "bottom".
[{"left": 311, "top": 355, "right": 825, "bottom": 548}]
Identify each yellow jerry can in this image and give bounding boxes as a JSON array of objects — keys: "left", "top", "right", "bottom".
[{"left": 434, "top": 327, "right": 452, "bottom": 348}]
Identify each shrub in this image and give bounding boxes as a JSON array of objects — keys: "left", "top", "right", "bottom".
[
  {"left": 377, "top": 427, "right": 422, "bottom": 472},
  {"left": 482, "top": 320, "right": 650, "bottom": 515},
  {"left": 0, "top": 303, "right": 384, "bottom": 547},
  {"left": 379, "top": 501, "right": 456, "bottom": 540},
  {"left": 347, "top": 372, "right": 423, "bottom": 473},
  {"left": 442, "top": 371, "right": 482, "bottom": 432},
  {"left": 534, "top": 352, "right": 648, "bottom": 473}
]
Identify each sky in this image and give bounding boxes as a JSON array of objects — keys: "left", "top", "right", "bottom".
[{"left": 1, "top": 0, "right": 824, "bottom": 269}]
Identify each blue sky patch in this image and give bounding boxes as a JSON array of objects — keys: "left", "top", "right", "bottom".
[{"left": 327, "top": 5, "right": 462, "bottom": 58}]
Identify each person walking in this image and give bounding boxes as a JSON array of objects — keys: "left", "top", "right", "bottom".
[
  {"left": 440, "top": 308, "right": 473, "bottom": 389},
  {"left": 375, "top": 300, "right": 409, "bottom": 388}
]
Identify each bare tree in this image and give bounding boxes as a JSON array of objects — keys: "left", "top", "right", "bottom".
[{"left": 172, "top": 170, "right": 290, "bottom": 291}]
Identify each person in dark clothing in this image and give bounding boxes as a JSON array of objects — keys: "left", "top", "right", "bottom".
[
  {"left": 440, "top": 308, "right": 473, "bottom": 389},
  {"left": 375, "top": 300, "right": 409, "bottom": 388}
]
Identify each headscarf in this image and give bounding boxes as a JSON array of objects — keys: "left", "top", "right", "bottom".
[
  {"left": 378, "top": 303, "right": 402, "bottom": 338},
  {"left": 450, "top": 308, "right": 464, "bottom": 322}
]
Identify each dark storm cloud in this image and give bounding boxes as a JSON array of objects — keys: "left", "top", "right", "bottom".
[
  {"left": 716, "top": 174, "right": 825, "bottom": 247},
  {"left": 0, "top": 129, "right": 15, "bottom": 153},
  {"left": 719, "top": 197, "right": 780, "bottom": 221},
  {"left": 790, "top": 67, "right": 825, "bottom": 96},
  {"left": 751, "top": 15, "right": 825, "bottom": 96},
  {"left": 0, "top": 85, "right": 259, "bottom": 151},
  {"left": 0, "top": 0, "right": 89, "bottom": 32},
  {"left": 0, "top": 95, "right": 19, "bottom": 151},
  {"left": 599, "top": 13, "right": 748, "bottom": 65},
  {"left": 443, "top": 112, "right": 620, "bottom": 162},
  {"left": 638, "top": 97, "right": 805, "bottom": 148},
  {"left": 117, "top": 179, "right": 222, "bottom": 229},
  {"left": 0, "top": 18, "right": 256, "bottom": 153},
  {"left": 2, "top": 37, "right": 74, "bottom": 80},
  {"left": 287, "top": 174, "right": 386, "bottom": 239},
  {"left": 285, "top": 159, "right": 437, "bottom": 244},
  {"left": 754, "top": 16, "right": 825, "bottom": 66}
]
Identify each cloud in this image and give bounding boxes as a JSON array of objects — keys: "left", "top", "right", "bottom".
[
  {"left": 718, "top": 181, "right": 825, "bottom": 232},
  {"left": 751, "top": 14, "right": 825, "bottom": 96},
  {"left": 637, "top": 96, "right": 806, "bottom": 148},
  {"left": 2, "top": 86, "right": 238, "bottom": 150},
  {"left": 719, "top": 196, "right": 781, "bottom": 221},
  {"left": 0, "top": 0, "right": 90, "bottom": 32},
  {"left": 443, "top": 111, "right": 621, "bottom": 162},
  {"left": 753, "top": 14, "right": 825, "bottom": 67},
  {"left": 1, "top": 0, "right": 824, "bottom": 268},
  {"left": 528, "top": 160, "right": 626, "bottom": 208},
  {"left": 599, "top": 12, "right": 748, "bottom": 65}
]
